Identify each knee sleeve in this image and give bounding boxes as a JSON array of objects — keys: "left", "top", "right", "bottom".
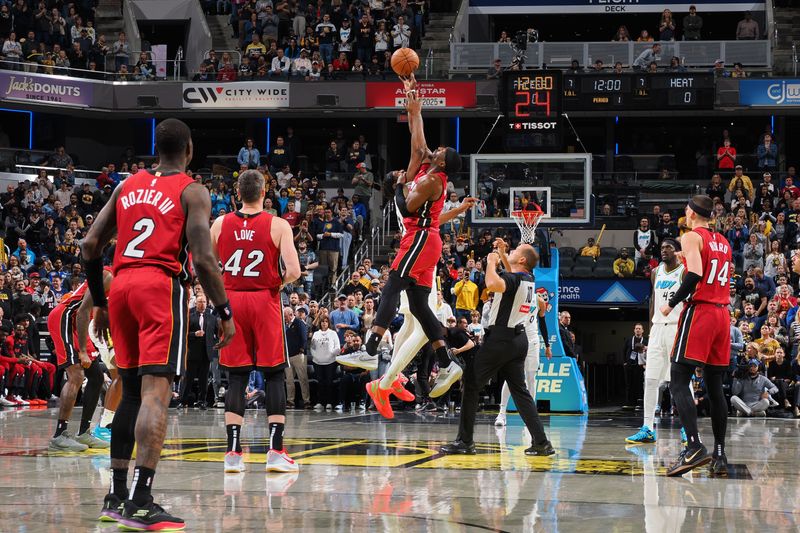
[
  {"left": 225, "top": 372, "right": 248, "bottom": 417},
  {"left": 265, "top": 370, "right": 286, "bottom": 416},
  {"left": 407, "top": 284, "right": 444, "bottom": 342},
  {"left": 373, "top": 271, "right": 408, "bottom": 329},
  {"left": 111, "top": 374, "right": 142, "bottom": 461}
]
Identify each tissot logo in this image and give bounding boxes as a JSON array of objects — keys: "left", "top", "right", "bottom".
[{"left": 183, "top": 87, "right": 219, "bottom": 104}]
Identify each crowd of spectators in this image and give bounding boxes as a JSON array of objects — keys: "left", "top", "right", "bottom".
[
  {"left": 0, "top": 2, "right": 140, "bottom": 80},
  {"left": 194, "top": 0, "right": 429, "bottom": 82}
]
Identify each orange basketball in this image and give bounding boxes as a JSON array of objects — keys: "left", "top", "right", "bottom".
[{"left": 391, "top": 48, "right": 420, "bottom": 77}]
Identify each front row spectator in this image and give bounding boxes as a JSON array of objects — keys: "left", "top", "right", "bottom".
[
  {"left": 613, "top": 249, "right": 635, "bottom": 278},
  {"left": 730, "top": 358, "right": 778, "bottom": 416}
]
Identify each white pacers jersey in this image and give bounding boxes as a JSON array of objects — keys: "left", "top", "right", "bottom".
[{"left": 651, "top": 262, "right": 685, "bottom": 326}]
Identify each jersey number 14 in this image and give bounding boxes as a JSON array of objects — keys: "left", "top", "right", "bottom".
[{"left": 705, "top": 258, "right": 730, "bottom": 286}]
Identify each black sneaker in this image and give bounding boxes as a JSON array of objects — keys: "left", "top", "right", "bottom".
[
  {"left": 117, "top": 499, "right": 185, "bottom": 531},
  {"left": 666, "top": 444, "right": 711, "bottom": 477},
  {"left": 440, "top": 439, "right": 476, "bottom": 455},
  {"left": 709, "top": 452, "right": 728, "bottom": 477},
  {"left": 98, "top": 493, "right": 124, "bottom": 522},
  {"left": 525, "top": 440, "right": 555, "bottom": 456}
]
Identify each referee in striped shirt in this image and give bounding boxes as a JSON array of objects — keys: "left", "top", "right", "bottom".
[{"left": 441, "top": 243, "right": 554, "bottom": 456}]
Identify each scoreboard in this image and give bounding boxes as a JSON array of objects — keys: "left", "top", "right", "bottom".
[
  {"left": 563, "top": 73, "right": 715, "bottom": 110},
  {"left": 502, "top": 71, "right": 715, "bottom": 119}
]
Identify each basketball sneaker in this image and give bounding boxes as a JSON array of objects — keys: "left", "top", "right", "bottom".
[
  {"left": 440, "top": 439, "right": 476, "bottom": 455},
  {"left": 494, "top": 414, "right": 507, "bottom": 427},
  {"left": 625, "top": 425, "right": 656, "bottom": 444},
  {"left": 117, "top": 499, "right": 185, "bottom": 531},
  {"left": 75, "top": 431, "right": 111, "bottom": 449},
  {"left": 429, "top": 361, "right": 463, "bottom": 398},
  {"left": 666, "top": 444, "right": 711, "bottom": 477},
  {"left": 389, "top": 374, "right": 415, "bottom": 402},
  {"left": 98, "top": 493, "right": 124, "bottom": 522},
  {"left": 524, "top": 440, "right": 556, "bottom": 456},
  {"left": 366, "top": 378, "right": 394, "bottom": 419},
  {"left": 92, "top": 426, "right": 112, "bottom": 444},
  {"left": 224, "top": 451, "right": 246, "bottom": 473},
  {"left": 0, "top": 396, "right": 17, "bottom": 407},
  {"left": 49, "top": 431, "right": 89, "bottom": 452},
  {"left": 266, "top": 449, "right": 299, "bottom": 473},
  {"left": 336, "top": 349, "right": 378, "bottom": 371},
  {"left": 709, "top": 446, "right": 728, "bottom": 477}
]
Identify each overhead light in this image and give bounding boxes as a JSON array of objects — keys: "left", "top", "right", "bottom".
[{"left": 609, "top": 307, "right": 620, "bottom": 310}]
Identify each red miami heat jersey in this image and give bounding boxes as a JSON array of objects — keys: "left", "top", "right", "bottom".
[
  {"left": 57, "top": 266, "right": 113, "bottom": 306},
  {"left": 112, "top": 169, "right": 195, "bottom": 283},
  {"left": 691, "top": 227, "right": 732, "bottom": 305},
  {"left": 400, "top": 163, "right": 447, "bottom": 233},
  {"left": 217, "top": 211, "right": 282, "bottom": 291}
]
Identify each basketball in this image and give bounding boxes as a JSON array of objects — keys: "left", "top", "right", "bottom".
[{"left": 391, "top": 48, "right": 419, "bottom": 77}]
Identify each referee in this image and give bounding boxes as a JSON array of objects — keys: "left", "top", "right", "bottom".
[{"left": 441, "top": 243, "right": 554, "bottom": 456}]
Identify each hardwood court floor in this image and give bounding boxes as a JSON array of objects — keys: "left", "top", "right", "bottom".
[{"left": 1, "top": 406, "right": 798, "bottom": 532}]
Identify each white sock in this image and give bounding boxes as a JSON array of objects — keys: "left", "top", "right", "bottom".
[
  {"left": 499, "top": 382, "right": 509, "bottom": 416},
  {"left": 99, "top": 408, "right": 115, "bottom": 429},
  {"left": 643, "top": 378, "right": 659, "bottom": 430},
  {"left": 379, "top": 324, "right": 428, "bottom": 390}
]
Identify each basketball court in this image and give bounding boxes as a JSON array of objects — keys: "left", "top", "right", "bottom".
[{"left": 0, "top": 408, "right": 797, "bottom": 532}]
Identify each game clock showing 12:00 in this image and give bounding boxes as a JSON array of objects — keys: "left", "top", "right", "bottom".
[{"left": 502, "top": 71, "right": 562, "bottom": 132}]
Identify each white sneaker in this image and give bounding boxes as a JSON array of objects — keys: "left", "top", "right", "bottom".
[
  {"left": 430, "top": 361, "right": 464, "bottom": 398},
  {"left": 266, "top": 449, "right": 299, "bottom": 473},
  {"left": 224, "top": 451, "right": 246, "bottom": 473},
  {"left": 13, "top": 395, "right": 29, "bottom": 406},
  {"left": 494, "top": 414, "right": 507, "bottom": 427},
  {"left": 0, "top": 396, "right": 16, "bottom": 407},
  {"left": 218, "top": 386, "right": 226, "bottom": 398},
  {"left": 313, "top": 403, "right": 324, "bottom": 411},
  {"left": 325, "top": 404, "right": 332, "bottom": 411},
  {"left": 334, "top": 404, "right": 344, "bottom": 413},
  {"left": 335, "top": 349, "right": 378, "bottom": 371}
]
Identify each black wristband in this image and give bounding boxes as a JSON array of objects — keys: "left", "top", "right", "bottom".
[
  {"left": 668, "top": 271, "right": 702, "bottom": 308},
  {"left": 538, "top": 314, "right": 550, "bottom": 347},
  {"left": 213, "top": 301, "right": 233, "bottom": 321},
  {"left": 395, "top": 183, "right": 412, "bottom": 217},
  {"left": 84, "top": 257, "right": 107, "bottom": 308}
]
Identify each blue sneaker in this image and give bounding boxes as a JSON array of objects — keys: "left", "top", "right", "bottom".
[
  {"left": 680, "top": 427, "right": 687, "bottom": 447},
  {"left": 625, "top": 425, "right": 656, "bottom": 444},
  {"left": 92, "top": 425, "right": 111, "bottom": 443}
]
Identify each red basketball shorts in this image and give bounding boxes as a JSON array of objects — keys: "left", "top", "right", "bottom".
[
  {"left": 109, "top": 267, "right": 189, "bottom": 376},
  {"left": 390, "top": 229, "right": 441, "bottom": 288},
  {"left": 219, "top": 289, "right": 287, "bottom": 373},
  {"left": 671, "top": 302, "right": 730, "bottom": 368},
  {"left": 47, "top": 302, "right": 96, "bottom": 368}
]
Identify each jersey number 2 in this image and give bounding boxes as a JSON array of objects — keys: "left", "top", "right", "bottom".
[
  {"left": 122, "top": 218, "right": 155, "bottom": 259},
  {"left": 223, "top": 249, "right": 264, "bottom": 277}
]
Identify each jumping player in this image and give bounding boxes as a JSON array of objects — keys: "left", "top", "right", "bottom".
[
  {"left": 337, "top": 76, "right": 463, "bottom": 419},
  {"left": 210, "top": 169, "right": 301, "bottom": 475},
  {"left": 493, "top": 238, "right": 552, "bottom": 427},
  {"left": 626, "top": 239, "right": 685, "bottom": 444},
  {"left": 659, "top": 195, "right": 732, "bottom": 476},
  {"left": 83, "top": 118, "right": 235, "bottom": 530},
  {"left": 47, "top": 271, "right": 112, "bottom": 452}
]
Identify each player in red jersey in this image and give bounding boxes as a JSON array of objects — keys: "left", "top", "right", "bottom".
[
  {"left": 659, "top": 195, "right": 732, "bottom": 477},
  {"left": 210, "top": 169, "right": 301, "bottom": 475},
  {"left": 47, "top": 271, "right": 111, "bottom": 452},
  {"left": 82, "top": 119, "right": 235, "bottom": 531},
  {"left": 352, "top": 76, "right": 463, "bottom": 419}
]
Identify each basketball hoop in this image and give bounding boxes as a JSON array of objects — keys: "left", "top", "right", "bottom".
[{"left": 511, "top": 209, "right": 544, "bottom": 244}]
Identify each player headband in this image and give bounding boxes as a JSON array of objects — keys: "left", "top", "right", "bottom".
[{"left": 688, "top": 199, "right": 711, "bottom": 219}]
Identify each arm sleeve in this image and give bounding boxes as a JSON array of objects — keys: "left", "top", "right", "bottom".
[
  {"left": 394, "top": 183, "right": 412, "bottom": 217},
  {"left": 538, "top": 314, "right": 549, "bottom": 347},
  {"left": 668, "top": 271, "right": 702, "bottom": 308}
]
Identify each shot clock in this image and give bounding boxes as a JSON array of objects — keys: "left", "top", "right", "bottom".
[{"left": 502, "top": 70, "right": 562, "bottom": 131}]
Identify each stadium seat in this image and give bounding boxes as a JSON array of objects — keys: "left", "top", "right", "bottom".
[
  {"left": 559, "top": 247, "right": 577, "bottom": 259},
  {"left": 571, "top": 265, "right": 594, "bottom": 278},
  {"left": 574, "top": 256, "right": 595, "bottom": 269},
  {"left": 593, "top": 265, "right": 615, "bottom": 278},
  {"left": 599, "top": 247, "right": 618, "bottom": 259},
  {"left": 559, "top": 264, "right": 573, "bottom": 278}
]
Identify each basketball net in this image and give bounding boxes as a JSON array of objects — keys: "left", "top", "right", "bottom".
[{"left": 511, "top": 209, "right": 544, "bottom": 244}]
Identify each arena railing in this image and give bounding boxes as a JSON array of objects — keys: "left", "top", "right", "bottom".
[
  {"left": 0, "top": 53, "right": 184, "bottom": 81},
  {"left": 450, "top": 40, "right": 772, "bottom": 71}
]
